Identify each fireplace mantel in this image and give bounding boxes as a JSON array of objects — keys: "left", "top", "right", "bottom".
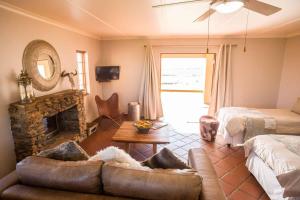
[{"left": 9, "top": 89, "right": 87, "bottom": 161}]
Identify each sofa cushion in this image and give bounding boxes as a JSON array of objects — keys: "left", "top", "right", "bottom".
[
  {"left": 1, "top": 184, "right": 131, "bottom": 200},
  {"left": 141, "top": 148, "right": 190, "bottom": 169},
  {"left": 102, "top": 163, "right": 202, "bottom": 200},
  {"left": 291, "top": 98, "right": 300, "bottom": 114},
  {"left": 38, "top": 141, "right": 90, "bottom": 161},
  {"left": 16, "top": 156, "right": 103, "bottom": 194},
  {"left": 188, "top": 148, "right": 226, "bottom": 200}
]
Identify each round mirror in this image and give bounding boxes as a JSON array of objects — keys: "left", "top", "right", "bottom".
[
  {"left": 23, "top": 40, "right": 61, "bottom": 91},
  {"left": 37, "top": 54, "right": 55, "bottom": 80}
]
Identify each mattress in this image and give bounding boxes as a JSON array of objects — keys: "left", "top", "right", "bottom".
[{"left": 258, "top": 109, "right": 300, "bottom": 134}]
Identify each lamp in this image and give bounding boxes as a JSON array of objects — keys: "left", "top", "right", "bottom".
[
  {"left": 213, "top": 0, "right": 244, "bottom": 14},
  {"left": 17, "top": 70, "right": 35, "bottom": 104}
]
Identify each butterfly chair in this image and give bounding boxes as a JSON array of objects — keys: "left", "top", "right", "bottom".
[{"left": 95, "top": 93, "right": 121, "bottom": 127}]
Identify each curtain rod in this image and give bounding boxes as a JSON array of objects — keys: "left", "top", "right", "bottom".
[{"left": 144, "top": 44, "right": 237, "bottom": 48}]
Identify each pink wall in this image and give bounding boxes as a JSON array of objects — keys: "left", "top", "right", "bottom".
[
  {"left": 277, "top": 36, "right": 300, "bottom": 108},
  {"left": 100, "top": 38, "right": 286, "bottom": 113},
  {"left": 0, "top": 8, "right": 102, "bottom": 178}
]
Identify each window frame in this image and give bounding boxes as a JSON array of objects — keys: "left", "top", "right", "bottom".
[{"left": 76, "top": 50, "right": 90, "bottom": 94}]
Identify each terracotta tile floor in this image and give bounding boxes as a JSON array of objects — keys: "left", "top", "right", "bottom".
[{"left": 80, "top": 119, "right": 270, "bottom": 200}]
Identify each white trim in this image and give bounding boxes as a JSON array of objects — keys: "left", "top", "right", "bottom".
[{"left": 0, "top": 1, "right": 101, "bottom": 40}]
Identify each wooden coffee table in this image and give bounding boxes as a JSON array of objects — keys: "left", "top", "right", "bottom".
[{"left": 112, "top": 121, "right": 170, "bottom": 154}]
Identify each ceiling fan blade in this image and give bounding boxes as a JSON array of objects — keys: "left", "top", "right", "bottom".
[
  {"left": 193, "top": 9, "right": 215, "bottom": 22},
  {"left": 152, "top": 0, "right": 208, "bottom": 8},
  {"left": 244, "top": 0, "right": 281, "bottom": 16}
]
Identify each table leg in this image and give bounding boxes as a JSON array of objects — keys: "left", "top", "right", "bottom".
[
  {"left": 125, "top": 143, "right": 131, "bottom": 153},
  {"left": 153, "top": 144, "right": 157, "bottom": 154}
]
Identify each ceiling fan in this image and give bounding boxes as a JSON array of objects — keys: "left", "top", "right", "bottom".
[{"left": 152, "top": 0, "right": 281, "bottom": 22}]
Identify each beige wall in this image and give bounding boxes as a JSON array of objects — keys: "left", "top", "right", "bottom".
[
  {"left": 277, "top": 36, "right": 300, "bottom": 108},
  {"left": 0, "top": 8, "right": 102, "bottom": 178},
  {"left": 100, "top": 38, "right": 286, "bottom": 113}
]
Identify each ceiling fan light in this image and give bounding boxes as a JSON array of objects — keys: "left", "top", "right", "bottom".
[{"left": 215, "top": 0, "right": 244, "bottom": 14}]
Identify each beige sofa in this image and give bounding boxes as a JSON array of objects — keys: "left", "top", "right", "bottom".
[{"left": 0, "top": 148, "right": 226, "bottom": 200}]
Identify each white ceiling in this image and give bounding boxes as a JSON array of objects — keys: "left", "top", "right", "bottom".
[{"left": 1, "top": 0, "right": 300, "bottom": 40}]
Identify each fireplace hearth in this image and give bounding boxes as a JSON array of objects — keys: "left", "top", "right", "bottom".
[{"left": 9, "top": 90, "right": 87, "bottom": 161}]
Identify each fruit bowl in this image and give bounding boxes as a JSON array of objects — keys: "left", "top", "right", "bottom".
[{"left": 133, "top": 120, "right": 153, "bottom": 134}]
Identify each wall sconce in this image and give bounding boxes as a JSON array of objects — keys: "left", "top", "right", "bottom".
[{"left": 17, "top": 70, "right": 35, "bottom": 104}]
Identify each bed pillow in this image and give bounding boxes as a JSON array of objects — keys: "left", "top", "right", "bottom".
[
  {"left": 38, "top": 141, "right": 89, "bottom": 161},
  {"left": 291, "top": 98, "right": 300, "bottom": 114},
  {"left": 141, "top": 148, "right": 190, "bottom": 169}
]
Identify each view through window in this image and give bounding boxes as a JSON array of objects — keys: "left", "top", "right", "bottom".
[
  {"left": 76, "top": 51, "right": 90, "bottom": 93},
  {"left": 160, "top": 54, "right": 212, "bottom": 128},
  {"left": 161, "top": 54, "right": 207, "bottom": 92}
]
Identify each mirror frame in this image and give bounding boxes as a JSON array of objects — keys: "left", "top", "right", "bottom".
[{"left": 23, "top": 40, "right": 61, "bottom": 91}]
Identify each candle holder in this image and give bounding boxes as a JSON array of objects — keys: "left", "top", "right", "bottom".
[{"left": 17, "top": 70, "right": 35, "bottom": 104}]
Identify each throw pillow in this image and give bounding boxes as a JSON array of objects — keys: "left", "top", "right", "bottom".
[
  {"left": 291, "top": 97, "right": 300, "bottom": 114},
  {"left": 89, "top": 146, "right": 148, "bottom": 170},
  {"left": 141, "top": 148, "right": 191, "bottom": 169},
  {"left": 38, "top": 141, "right": 90, "bottom": 161}
]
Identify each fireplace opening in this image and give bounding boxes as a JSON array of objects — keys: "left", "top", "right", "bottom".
[
  {"left": 42, "top": 106, "right": 80, "bottom": 147},
  {"left": 43, "top": 114, "right": 59, "bottom": 140}
]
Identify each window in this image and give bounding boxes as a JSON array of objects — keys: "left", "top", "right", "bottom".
[
  {"left": 76, "top": 51, "right": 90, "bottom": 93},
  {"left": 160, "top": 54, "right": 207, "bottom": 92}
]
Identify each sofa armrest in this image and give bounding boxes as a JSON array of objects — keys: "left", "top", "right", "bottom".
[
  {"left": 0, "top": 171, "right": 18, "bottom": 195},
  {"left": 188, "top": 148, "right": 226, "bottom": 200}
]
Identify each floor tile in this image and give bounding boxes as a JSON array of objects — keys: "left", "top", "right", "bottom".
[
  {"left": 208, "top": 154, "right": 221, "bottom": 164},
  {"left": 229, "top": 190, "right": 256, "bottom": 200},
  {"left": 222, "top": 163, "right": 250, "bottom": 188},
  {"left": 173, "top": 148, "right": 188, "bottom": 156},
  {"left": 239, "top": 176, "right": 264, "bottom": 199},
  {"left": 173, "top": 140, "right": 186, "bottom": 147},
  {"left": 214, "top": 165, "right": 232, "bottom": 178},
  {"left": 215, "top": 156, "right": 241, "bottom": 172},
  {"left": 220, "top": 180, "right": 236, "bottom": 197}
]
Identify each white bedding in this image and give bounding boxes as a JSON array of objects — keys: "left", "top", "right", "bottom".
[
  {"left": 218, "top": 107, "right": 276, "bottom": 137},
  {"left": 246, "top": 152, "right": 286, "bottom": 200},
  {"left": 244, "top": 135, "right": 300, "bottom": 199},
  {"left": 244, "top": 135, "right": 300, "bottom": 175},
  {"left": 217, "top": 107, "right": 300, "bottom": 146}
]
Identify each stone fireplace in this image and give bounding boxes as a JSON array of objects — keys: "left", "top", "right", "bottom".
[{"left": 9, "top": 90, "right": 87, "bottom": 161}]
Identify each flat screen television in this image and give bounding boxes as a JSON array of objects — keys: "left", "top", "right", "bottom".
[{"left": 96, "top": 66, "right": 120, "bottom": 82}]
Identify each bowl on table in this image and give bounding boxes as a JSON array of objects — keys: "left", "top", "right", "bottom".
[{"left": 133, "top": 120, "right": 153, "bottom": 134}]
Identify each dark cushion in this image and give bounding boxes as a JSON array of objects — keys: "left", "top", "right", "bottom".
[
  {"left": 141, "top": 148, "right": 190, "bottom": 169},
  {"left": 16, "top": 156, "right": 103, "bottom": 194},
  {"left": 38, "top": 141, "right": 90, "bottom": 161},
  {"left": 102, "top": 163, "right": 202, "bottom": 200}
]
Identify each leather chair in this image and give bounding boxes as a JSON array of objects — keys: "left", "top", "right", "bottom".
[{"left": 95, "top": 93, "right": 121, "bottom": 127}]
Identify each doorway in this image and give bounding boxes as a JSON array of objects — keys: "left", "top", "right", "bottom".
[{"left": 160, "top": 53, "right": 214, "bottom": 129}]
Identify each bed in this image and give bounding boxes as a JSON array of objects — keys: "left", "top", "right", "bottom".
[
  {"left": 244, "top": 135, "right": 300, "bottom": 200},
  {"left": 217, "top": 107, "right": 300, "bottom": 146}
]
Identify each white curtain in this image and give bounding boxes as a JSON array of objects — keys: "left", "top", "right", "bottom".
[
  {"left": 139, "top": 45, "right": 163, "bottom": 120},
  {"left": 208, "top": 44, "right": 233, "bottom": 116}
]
